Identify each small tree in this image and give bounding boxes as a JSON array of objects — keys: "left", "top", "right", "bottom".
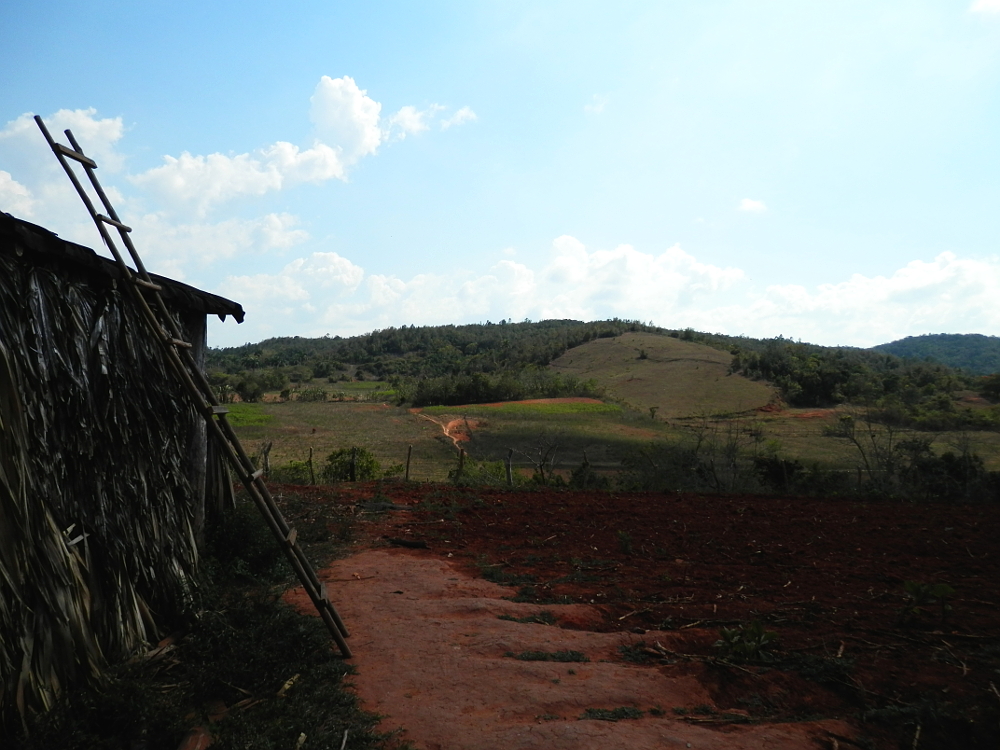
[
  {"left": 824, "top": 408, "right": 904, "bottom": 495},
  {"left": 322, "top": 447, "right": 382, "bottom": 482}
]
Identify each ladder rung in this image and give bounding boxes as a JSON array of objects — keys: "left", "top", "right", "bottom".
[
  {"left": 37, "top": 116, "right": 351, "bottom": 658},
  {"left": 54, "top": 142, "right": 97, "bottom": 169},
  {"left": 96, "top": 214, "right": 131, "bottom": 232}
]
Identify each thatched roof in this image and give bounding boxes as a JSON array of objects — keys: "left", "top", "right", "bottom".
[
  {"left": 0, "top": 212, "right": 244, "bottom": 322},
  {"left": 0, "top": 211, "right": 243, "bottom": 731}
]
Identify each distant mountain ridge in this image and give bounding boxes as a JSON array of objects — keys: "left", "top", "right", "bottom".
[{"left": 873, "top": 334, "right": 1000, "bottom": 375}]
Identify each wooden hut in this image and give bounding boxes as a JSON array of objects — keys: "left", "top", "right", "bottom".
[{"left": 0, "top": 211, "right": 244, "bottom": 728}]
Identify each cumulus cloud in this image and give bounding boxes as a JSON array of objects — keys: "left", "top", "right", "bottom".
[
  {"left": 0, "top": 109, "right": 128, "bottom": 240},
  {"left": 132, "top": 77, "right": 475, "bottom": 215},
  {"left": 131, "top": 212, "right": 310, "bottom": 280},
  {"left": 738, "top": 198, "right": 767, "bottom": 212},
  {"left": 440, "top": 106, "right": 478, "bottom": 130},
  {"left": 0, "top": 171, "right": 36, "bottom": 216},
  {"left": 208, "top": 237, "right": 1000, "bottom": 349},
  {"left": 131, "top": 143, "right": 345, "bottom": 217},
  {"left": 387, "top": 105, "right": 438, "bottom": 139},
  {"left": 970, "top": 0, "right": 1000, "bottom": 13},
  {"left": 310, "top": 75, "right": 384, "bottom": 160}
]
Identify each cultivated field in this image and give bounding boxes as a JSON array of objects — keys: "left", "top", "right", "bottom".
[
  {"left": 277, "top": 482, "right": 1000, "bottom": 749},
  {"left": 228, "top": 333, "right": 1000, "bottom": 484}
]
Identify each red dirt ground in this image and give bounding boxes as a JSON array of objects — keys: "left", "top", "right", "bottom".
[{"left": 278, "top": 484, "right": 1000, "bottom": 749}]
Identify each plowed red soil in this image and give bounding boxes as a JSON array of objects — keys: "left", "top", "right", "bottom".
[{"left": 278, "top": 484, "right": 1000, "bottom": 750}]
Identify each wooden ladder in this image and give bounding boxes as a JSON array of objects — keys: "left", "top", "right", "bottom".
[{"left": 34, "top": 116, "right": 352, "bottom": 658}]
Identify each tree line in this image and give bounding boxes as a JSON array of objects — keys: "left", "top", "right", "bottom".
[{"left": 206, "top": 320, "right": 1000, "bottom": 428}]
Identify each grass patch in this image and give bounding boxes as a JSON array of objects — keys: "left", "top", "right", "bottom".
[
  {"left": 423, "top": 401, "right": 621, "bottom": 416},
  {"left": 504, "top": 650, "right": 589, "bottom": 662},
  {"left": 619, "top": 642, "right": 653, "bottom": 664},
  {"left": 225, "top": 401, "right": 274, "bottom": 427},
  {"left": 580, "top": 707, "right": 644, "bottom": 721}
]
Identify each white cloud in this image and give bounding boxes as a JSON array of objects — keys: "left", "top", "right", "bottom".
[
  {"left": 738, "top": 198, "right": 767, "bottom": 212},
  {"left": 0, "top": 171, "right": 36, "bottom": 216},
  {"left": 0, "top": 109, "right": 128, "bottom": 238},
  {"left": 208, "top": 237, "right": 1000, "bottom": 350},
  {"left": 131, "top": 212, "right": 310, "bottom": 280},
  {"left": 130, "top": 78, "right": 474, "bottom": 215},
  {"left": 970, "top": 0, "right": 1000, "bottom": 14},
  {"left": 584, "top": 95, "right": 608, "bottom": 114},
  {"left": 440, "top": 106, "right": 478, "bottom": 130},
  {"left": 130, "top": 143, "right": 345, "bottom": 217},
  {"left": 387, "top": 105, "right": 436, "bottom": 139},
  {"left": 0, "top": 109, "right": 126, "bottom": 174},
  {"left": 310, "top": 75, "right": 384, "bottom": 160}
]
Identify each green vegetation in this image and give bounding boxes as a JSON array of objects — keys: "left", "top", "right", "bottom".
[
  {"left": 504, "top": 650, "right": 589, "bottom": 662},
  {"left": 224, "top": 402, "right": 273, "bottom": 427},
  {"left": 714, "top": 620, "right": 778, "bottom": 662},
  {"left": 580, "top": 707, "right": 644, "bottom": 721},
  {"left": 322, "top": 446, "right": 385, "bottom": 482},
  {"left": 874, "top": 333, "right": 1000, "bottom": 375},
  {"left": 423, "top": 401, "right": 620, "bottom": 416},
  {"left": 212, "top": 321, "right": 1000, "bottom": 496}
]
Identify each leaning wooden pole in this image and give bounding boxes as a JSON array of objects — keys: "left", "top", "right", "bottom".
[{"left": 34, "top": 116, "right": 352, "bottom": 657}]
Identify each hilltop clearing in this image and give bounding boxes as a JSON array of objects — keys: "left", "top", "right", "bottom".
[{"left": 549, "top": 332, "right": 775, "bottom": 418}]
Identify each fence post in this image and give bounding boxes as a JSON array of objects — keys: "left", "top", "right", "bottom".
[
  {"left": 455, "top": 448, "right": 465, "bottom": 482},
  {"left": 405, "top": 445, "right": 412, "bottom": 482},
  {"left": 350, "top": 446, "right": 357, "bottom": 482},
  {"left": 506, "top": 448, "right": 514, "bottom": 487},
  {"left": 308, "top": 446, "right": 315, "bottom": 485}
]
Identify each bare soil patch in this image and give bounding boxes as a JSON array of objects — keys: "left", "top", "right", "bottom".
[{"left": 278, "top": 484, "right": 1000, "bottom": 749}]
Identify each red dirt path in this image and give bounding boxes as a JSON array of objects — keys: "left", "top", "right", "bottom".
[{"left": 278, "top": 484, "right": 1000, "bottom": 749}]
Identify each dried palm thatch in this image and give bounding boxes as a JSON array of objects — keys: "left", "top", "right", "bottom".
[{"left": 0, "top": 214, "right": 243, "bottom": 731}]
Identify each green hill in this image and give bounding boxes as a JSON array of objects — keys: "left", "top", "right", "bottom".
[{"left": 873, "top": 334, "right": 1000, "bottom": 375}]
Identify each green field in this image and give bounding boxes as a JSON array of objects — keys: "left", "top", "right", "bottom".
[
  {"left": 229, "top": 333, "right": 1000, "bottom": 487},
  {"left": 230, "top": 401, "right": 457, "bottom": 481}
]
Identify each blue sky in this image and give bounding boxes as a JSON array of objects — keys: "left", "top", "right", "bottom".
[{"left": 3, "top": 1, "right": 1000, "bottom": 348}]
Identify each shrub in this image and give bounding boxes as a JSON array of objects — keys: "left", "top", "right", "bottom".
[
  {"left": 322, "top": 447, "right": 382, "bottom": 482},
  {"left": 714, "top": 620, "right": 778, "bottom": 662},
  {"left": 296, "top": 387, "right": 328, "bottom": 402},
  {"left": 268, "top": 460, "right": 313, "bottom": 485}
]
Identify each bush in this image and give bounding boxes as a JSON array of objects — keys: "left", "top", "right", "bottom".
[
  {"left": 205, "top": 502, "right": 287, "bottom": 581},
  {"left": 268, "top": 460, "right": 313, "bottom": 485},
  {"left": 296, "top": 387, "right": 328, "bottom": 402},
  {"left": 322, "top": 447, "right": 382, "bottom": 482},
  {"left": 450, "top": 458, "right": 519, "bottom": 486},
  {"left": 617, "top": 442, "right": 700, "bottom": 492}
]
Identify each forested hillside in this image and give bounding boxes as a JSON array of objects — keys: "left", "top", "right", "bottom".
[
  {"left": 206, "top": 319, "right": 661, "bottom": 405},
  {"left": 206, "top": 320, "right": 999, "bottom": 428},
  {"left": 873, "top": 333, "right": 1000, "bottom": 375}
]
